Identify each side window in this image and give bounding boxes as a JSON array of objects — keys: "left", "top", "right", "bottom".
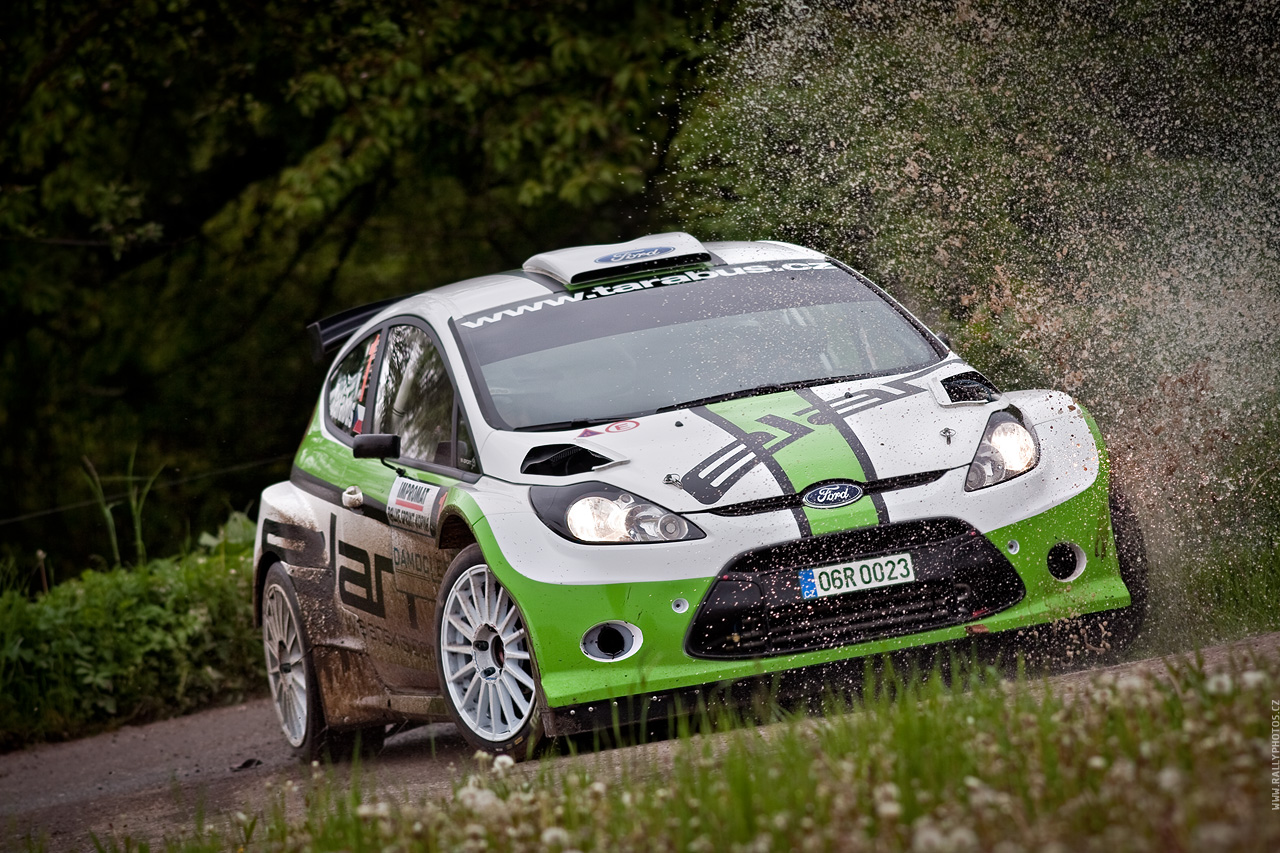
[
  {"left": 327, "top": 331, "right": 381, "bottom": 438},
  {"left": 375, "top": 325, "right": 456, "bottom": 466}
]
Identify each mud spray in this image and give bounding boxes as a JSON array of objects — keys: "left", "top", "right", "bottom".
[{"left": 665, "top": 0, "right": 1280, "bottom": 650}]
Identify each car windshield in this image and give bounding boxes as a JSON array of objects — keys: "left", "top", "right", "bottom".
[{"left": 453, "top": 264, "right": 940, "bottom": 430}]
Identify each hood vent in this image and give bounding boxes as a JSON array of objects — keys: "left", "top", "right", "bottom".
[
  {"left": 941, "top": 371, "right": 1000, "bottom": 403},
  {"left": 523, "top": 232, "right": 711, "bottom": 288},
  {"left": 521, "top": 444, "right": 615, "bottom": 477}
]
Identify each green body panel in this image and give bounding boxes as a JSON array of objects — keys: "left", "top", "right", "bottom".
[
  {"left": 704, "top": 392, "right": 881, "bottom": 533},
  {"left": 294, "top": 410, "right": 352, "bottom": 487},
  {"left": 475, "top": 473, "right": 1130, "bottom": 710}
]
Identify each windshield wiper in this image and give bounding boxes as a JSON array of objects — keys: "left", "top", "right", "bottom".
[
  {"left": 514, "top": 417, "right": 616, "bottom": 433},
  {"left": 660, "top": 382, "right": 811, "bottom": 412}
]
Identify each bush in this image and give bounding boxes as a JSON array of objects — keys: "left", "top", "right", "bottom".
[{"left": 0, "top": 514, "right": 263, "bottom": 751}]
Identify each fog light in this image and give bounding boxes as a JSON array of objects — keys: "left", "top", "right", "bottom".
[
  {"left": 581, "top": 621, "right": 643, "bottom": 662},
  {"left": 1047, "top": 542, "right": 1086, "bottom": 581}
]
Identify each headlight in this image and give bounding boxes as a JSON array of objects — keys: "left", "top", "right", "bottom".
[
  {"left": 964, "top": 411, "right": 1039, "bottom": 491},
  {"left": 530, "top": 482, "right": 705, "bottom": 544}
]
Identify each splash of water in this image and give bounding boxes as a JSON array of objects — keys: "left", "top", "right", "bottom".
[{"left": 666, "top": 0, "right": 1280, "bottom": 646}]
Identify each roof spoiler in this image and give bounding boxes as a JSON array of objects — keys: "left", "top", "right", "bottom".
[{"left": 305, "top": 296, "right": 405, "bottom": 364}]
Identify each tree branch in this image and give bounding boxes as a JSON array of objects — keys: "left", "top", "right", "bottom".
[{"left": 0, "top": 0, "right": 131, "bottom": 137}]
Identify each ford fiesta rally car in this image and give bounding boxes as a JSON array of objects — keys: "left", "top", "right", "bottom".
[{"left": 254, "top": 232, "right": 1146, "bottom": 759}]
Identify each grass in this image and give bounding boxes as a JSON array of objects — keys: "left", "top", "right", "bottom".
[{"left": 72, "top": 647, "right": 1280, "bottom": 853}]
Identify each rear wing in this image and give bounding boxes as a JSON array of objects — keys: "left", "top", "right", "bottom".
[{"left": 306, "top": 296, "right": 405, "bottom": 364}]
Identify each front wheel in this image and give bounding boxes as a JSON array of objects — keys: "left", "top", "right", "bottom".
[{"left": 435, "top": 545, "right": 543, "bottom": 757}]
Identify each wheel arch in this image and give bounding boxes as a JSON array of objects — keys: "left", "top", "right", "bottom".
[
  {"left": 253, "top": 551, "right": 284, "bottom": 627},
  {"left": 437, "top": 509, "right": 478, "bottom": 551}
]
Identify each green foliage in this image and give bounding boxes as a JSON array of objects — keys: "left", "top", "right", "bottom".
[
  {"left": 668, "top": 0, "right": 1278, "bottom": 374},
  {"left": 1, "top": 0, "right": 715, "bottom": 567},
  {"left": 0, "top": 514, "right": 260, "bottom": 751}
]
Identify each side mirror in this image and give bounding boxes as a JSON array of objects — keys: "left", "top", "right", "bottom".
[
  {"left": 353, "top": 433, "right": 401, "bottom": 460},
  {"left": 936, "top": 332, "right": 952, "bottom": 350}
]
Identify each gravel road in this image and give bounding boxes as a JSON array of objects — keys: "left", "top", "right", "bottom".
[{"left": 4, "top": 632, "right": 1278, "bottom": 851}]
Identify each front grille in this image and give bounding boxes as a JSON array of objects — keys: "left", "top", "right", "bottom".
[{"left": 685, "top": 518, "right": 1025, "bottom": 659}]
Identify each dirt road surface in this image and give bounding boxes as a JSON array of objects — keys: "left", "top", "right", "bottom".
[{"left": 4, "top": 632, "right": 1278, "bottom": 851}]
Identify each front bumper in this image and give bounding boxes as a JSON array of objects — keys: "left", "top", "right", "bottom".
[{"left": 477, "top": 467, "right": 1132, "bottom": 717}]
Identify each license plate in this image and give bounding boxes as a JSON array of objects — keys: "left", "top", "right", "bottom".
[{"left": 798, "top": 552, "right": 915, "bottom": 600}]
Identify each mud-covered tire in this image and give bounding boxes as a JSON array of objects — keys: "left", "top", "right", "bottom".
[
  {"left": 435, "top": 545, "right": 544, "bottom": 758},
  {"left": 1104, "top": 486, "right": 1149, "bottom": 651},
  {"left": 261, "top": 563, "right": 384, "bottom": 762}
]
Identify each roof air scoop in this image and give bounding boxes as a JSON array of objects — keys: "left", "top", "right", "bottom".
[{"left": 524, "top": 232, "right": 711, "bottom": 289}]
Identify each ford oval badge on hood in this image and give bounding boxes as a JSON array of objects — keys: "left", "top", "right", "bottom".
[
  {"left": 802, "top": 482, "right": 865, "bottom": 509},
  {"left": 594, "top": 246, "right": 675, "bottom": 264}
]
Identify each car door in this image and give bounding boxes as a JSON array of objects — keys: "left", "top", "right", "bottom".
[
  {"left": 319, "top": 327, "right": 408, "bottom": 687},
  {"left": 337, "top": 321, "right": 477, "bottom": 693}
]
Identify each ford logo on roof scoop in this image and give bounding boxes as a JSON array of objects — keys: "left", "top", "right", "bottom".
[
  {"left": 801, "top": 482, "right": 865, "bottom": 509},
  {"left": 594, "top": 246, "right": 675, "bottom": 264}
]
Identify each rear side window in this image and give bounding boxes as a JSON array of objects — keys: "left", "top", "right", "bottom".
[
  {"left": 327, "top": 332, "right": 381, "bottom": 438},
  {"left": 375, "top": 325, "right": 457, "bottom": 466}
]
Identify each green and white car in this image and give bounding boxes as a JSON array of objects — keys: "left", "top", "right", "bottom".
[{"left": 254, "top": 232, "right": 1146, "bottom": 759}]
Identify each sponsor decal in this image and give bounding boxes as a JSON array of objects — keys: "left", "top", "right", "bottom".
[
  {"left": 681, "top": 362, "right": 959, "bottom": 508},
  {"left": 386, "top": 476, "right": 442, "bottom": 536},
  {"left": 683, "top": 411, "right": 813, "bottom": 505},
  {"left": 338, "top": 540, "right": 394, "bottom": 618},
  {"left": 605, "top": 420, "right": 639, "bottom": 433},
  {"left": 260, "top": 518, "right": 328, "bottom": 568},
  {"left": 458, "top": 261, "right": 837, "bottom": 328},
  {"left": 802, "top": 482, "right": 864, "bottom": 509},
  {"left": 594, "top": 246, "right": 676, "bottom": 264},
  {"left": 578, "top": 428, "right": 603, "bottom": 437}
]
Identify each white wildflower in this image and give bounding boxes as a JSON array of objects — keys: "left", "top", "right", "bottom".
[
  {"left": 1240, "top": 670, "right": 1268, "bottom": 690},
  {"left": 493, "top": 754, "right": 515, "bottom": 776},
  {"left": 356, "top": 801, "right": 391, "bottom": 819},
  {"left": 911, "top": 821, "right": 946, "bottom": 853},
  {"left": 1205, "top": 673, "right": 1234, "bottom": 695},
  {"left": 1157, "top": 766, "right": 1181, "bottom": 793},
  {"left": 541, "top": 826, "right": 571, "bottom": 847},
  {"left": 876, "top": 800, "right": 902, "bottom": 820},
  {"left": 948, "top": 826, "right": 979, "bottom": 850},
  {"left": 1087, "top": 755, "right": 1107, "bottom": 770},
  {"left": 456, "top": 785, "right": 501, "bottom": 813},
  {"left": 1115, "top": 674, "right": 1145, "bottom": 693}
]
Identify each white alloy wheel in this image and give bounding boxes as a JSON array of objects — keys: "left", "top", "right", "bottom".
[
  {"left": 263, "top": 570, "right": 309, "bottom": 747},
  {"left": 438, "top": 558, "right": 539, "bottom": 746}
]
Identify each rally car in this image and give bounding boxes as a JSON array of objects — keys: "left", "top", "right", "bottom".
[{"left": 254, "top": 232, "right": 1146, "bottom": 759}]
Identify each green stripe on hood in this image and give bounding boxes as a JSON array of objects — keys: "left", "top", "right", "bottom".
[{"left": 704, "top": 391, "right": 881, "bottom": 534}]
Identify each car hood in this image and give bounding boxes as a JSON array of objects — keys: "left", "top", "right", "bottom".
[{"left": 478, "top": 359, "right": 1008, "bottom": 513}]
